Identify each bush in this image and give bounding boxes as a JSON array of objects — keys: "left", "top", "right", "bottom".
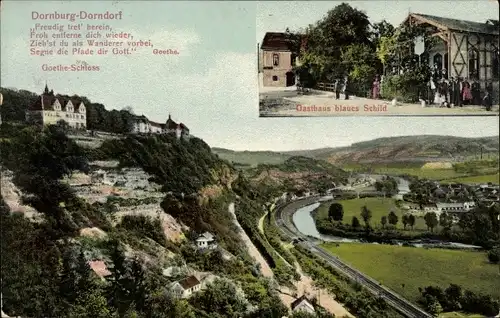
[{"left": 487, "top": 248, "right": 500, "bottom": 264}]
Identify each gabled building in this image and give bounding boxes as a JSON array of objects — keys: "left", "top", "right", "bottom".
[
  {"left": 131, "top": 114, "right": 189, "bottom": 139},
  {"left": 259, "top": 32, "right": 300, "bottom": 87},
  {"left": 170, "top": 275, "right": 202, "bottom": 298},
  {"left": 26, "top": 84, "right": 87, "bottom": 129},
  {"left": 401, "top": 13, "right": 499, "bottom": 103},
  {"left": 195, "top": 232, "right": 217, "bottom": 250},
  {"left": 291, "top": 295, "right": 315, "bottom": 314}
]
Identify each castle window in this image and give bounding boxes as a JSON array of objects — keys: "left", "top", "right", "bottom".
[
  {"left": 272, "top": 76, "right": 278, "bottom": 81},
  {"left": 273, "top": 53, "right": 279, "bottom": 66}
]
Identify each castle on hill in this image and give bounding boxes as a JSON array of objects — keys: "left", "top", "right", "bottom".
[
  {"left": 26, "top": 84, "right": 87, "bottom": 129},
  {"left": 132, "top": 114, "right": 190, "bottom": 139},
  {"left": 24, "top": 85, "right": 190, "bottom": 139}
]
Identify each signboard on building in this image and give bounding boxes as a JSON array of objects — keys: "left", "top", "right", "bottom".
[{"left": 414, "top": 36, "right": 425, "bottom": 55}]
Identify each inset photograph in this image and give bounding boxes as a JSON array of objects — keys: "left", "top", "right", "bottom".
[{"left": 257, "top": 1, "right": 500, "bottom": 117}]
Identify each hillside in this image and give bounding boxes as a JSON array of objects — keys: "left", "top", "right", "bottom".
[
  {"left": 0, "top": 123, "right": 294, "bottom": 318},
  {"left": 214, "top": 135, "right": 500, "bottom": 167},
  {"left": 320, "top": 135, "right": 500, "bottom": 164},
  {"left": 245, "top": 156, "right": 350, "bottom": 193}
]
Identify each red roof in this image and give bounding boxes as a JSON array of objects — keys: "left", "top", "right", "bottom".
[
  {"left": 261, "top": 32, "right": 291, "bottom": 51},
  {"left": 88, "top": 260, "right": 111, "bottom": 278}
]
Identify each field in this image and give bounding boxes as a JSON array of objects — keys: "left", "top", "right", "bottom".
[
  {"left": 443, "top": 173, "right": 500, "bottom": 185},
  {"left": 316, "top": 197, "right": 428, "bottom": 231},
  {"left": 340, "top": 158, "right": 498, "bottom": 181},
  {"left": 211, "top": 148, "right": 289, "bottom": 167},
  {"left": 439, "top": 313, "right": 485, "bottom": 318},
  {"left": 320, "top": 243, "right": 500, "bottom": 304}
]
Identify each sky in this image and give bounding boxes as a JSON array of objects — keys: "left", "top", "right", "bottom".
[{"left": 1, "top": 1, "right": 499, "bottom": 152}]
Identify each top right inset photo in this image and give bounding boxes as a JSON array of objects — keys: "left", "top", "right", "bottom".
[{"left": 257, "top": 1, "right": 500, "bottom": 117}]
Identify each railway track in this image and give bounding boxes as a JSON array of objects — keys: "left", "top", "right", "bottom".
[{"left": 273, "top": 199, "right": 433, "bottom": 318}]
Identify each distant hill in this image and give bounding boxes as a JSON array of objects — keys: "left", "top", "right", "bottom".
[
  {"left": 245, "top": 156, "right": 349, "bottom": 193},
  {"left": 214, "top": 135, "right": 499, "bottom": 166}
]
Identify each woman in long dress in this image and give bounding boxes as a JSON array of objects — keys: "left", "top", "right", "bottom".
[{"left": 462, "top": 79, "right": 472, "bottom": 105}]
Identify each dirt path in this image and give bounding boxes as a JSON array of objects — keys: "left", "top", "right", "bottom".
[
  {"left": 280, "top": 262, "right": 355, "bottom": 318},
  {"left": 228, "top": 203, "right": 273, "bottom": 277}
]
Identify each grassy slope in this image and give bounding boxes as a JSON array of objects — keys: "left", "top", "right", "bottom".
[
  {"left": 321, "top": 243, "right": 500, "bottom": 304},
  {"left": 316, "top": 198, "right": 428, "bottom": 231},
  {"left": 212, "top": 147, "right": 291, "bottom": 167}
]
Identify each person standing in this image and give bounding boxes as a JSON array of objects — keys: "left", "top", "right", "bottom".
[
  {"left": 462, "top": 78, "right": 472, "bottom": 105},
  {"left": 335, "top": 79, "right": 341, "bottom": 100},
  {"left": 344, "top": 76, "right": 350, "bottom": 100},
  {"left": 471, "top": 77, "right": 481, "bottom": 105},
  {"left": 483, "top": 82, "right": 493, "bottom": 111},
  {"left": 372, "top": 75, "right": 380, "bottom": 99}
]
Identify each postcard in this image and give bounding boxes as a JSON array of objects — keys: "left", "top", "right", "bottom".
[
  {"left": 257, "top": 1, "right": 500, "bottom": 117},
  {"left": 1, "top": 1, "right": 499, "bottom": 318}
]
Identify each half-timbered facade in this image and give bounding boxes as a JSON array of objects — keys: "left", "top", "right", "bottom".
[{"left": 404, "top": 13, "right": 500, "bottom": 103}]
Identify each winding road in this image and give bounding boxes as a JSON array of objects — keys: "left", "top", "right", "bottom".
[{"left": 274, "top": 196, "right": 433, "bottom": 318}]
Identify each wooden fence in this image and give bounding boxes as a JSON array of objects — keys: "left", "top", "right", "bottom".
[{"left": 316, "top": 82, "right": 371, "bottom": 98}]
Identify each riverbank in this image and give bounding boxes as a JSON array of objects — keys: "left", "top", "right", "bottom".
[{"left": 309, "top": 198, "right": 485, "bottom": 249}]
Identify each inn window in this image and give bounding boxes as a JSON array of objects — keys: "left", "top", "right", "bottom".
[
  {"left": 468, "top": 48, "right": 479, "bottom": 79},
  {"left": 272, "top": 75, "right": 278, "bottom": 81},
  {"left": 273, "top": 53, "right": 279, "bottom": 66},
  {"left": 492, "top": 49, "right": 499, "bottom": 79}
]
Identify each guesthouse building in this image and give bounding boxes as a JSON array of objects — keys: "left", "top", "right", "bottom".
[
  {"left": 402, "top": 13, "right": 500, "bottom": 103},
  {"left": 259, "top": 32, "right": 299, "bottom": 87}
]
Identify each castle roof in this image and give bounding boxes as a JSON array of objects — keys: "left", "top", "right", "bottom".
[{"left": 29, "top": 88, "right": 84, "bottom": 113}]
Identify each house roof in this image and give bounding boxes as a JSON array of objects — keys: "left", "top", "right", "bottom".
[
  {"left": 261, "top": 32, "right": 292, "bottom": 51},
  {"left": 88, "top": 260, "right": 111, "bottom": 278},
  {"left": 407, "top": 13, "right": 499, "bottom": 35},
  {"left": 29, "top": 93, "right": 84, "bottom": 112},
  {"left": 178, "top": 275, "right": 200, "bottom": 290},
  {"left": 291, "top": 295, "right": 314, "bottom": 311}
]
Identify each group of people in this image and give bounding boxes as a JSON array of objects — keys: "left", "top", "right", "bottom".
[{"left": 427, "top": 67, "right": 493, "bottom": 110}]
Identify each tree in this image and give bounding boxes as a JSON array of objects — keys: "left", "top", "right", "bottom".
[
  {"left": 351, "top": 216, "right": 361, "bottom": 228},
  {"left": 296, "top": 3, "right": 373, "bottom": 82},
  {"left": 388, "top": 210, "right": 398, "bottom": 226},
  {"left": 408, "top": 214, "right": 416, "bottom": 230},
  {"left": 381, "top": 215, "right": 388, "bottom": 228},
  {"left": 360, "top": 205, "right": 372, "bottom": 227},
  {"left": 444, "top": 284, "right": 463, "bottom": 311},
  {"left": 328, "top": 202, "right": 344, "bottom": 221},
  {"left": 424, "top": 212, "right": 439, "bottom": 232},
  {"left": 439, "top": 212, "right": 453, "bottom": 231},
  {"left": 402, "top": 214, "right": 409, "bottom": 230}
]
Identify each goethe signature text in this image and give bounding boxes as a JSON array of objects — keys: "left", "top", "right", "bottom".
[{"left": 32, "top": 11, "right": 123, "bottom": 22}]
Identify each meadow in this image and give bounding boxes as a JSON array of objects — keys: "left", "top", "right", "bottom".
[
  {"left": 316, "top": 197, "right": 429, "bottom": 231},
  {"left": 320, "top": 243, "right": 500, "bottom": 304},
  {"left": 442, "top": 173, "right": 500, "bottom": 185}
]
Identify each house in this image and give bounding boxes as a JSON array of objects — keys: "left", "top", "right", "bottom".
[
  {"left": 131, "top": 114, "right": 189, "bottom": 139},
  {"left": 88, "top": 260, "right": 112, "bottom": 280},
  {"left": 26, "top": 84, "right": 87, "bottom": 129},
  {"left": 170, "top": 275, "right": 202, "bottom": 298},
  {"left": 195, "top": 232, "right": 217, "bottom": 250},
  {"left": 258, "top": 32, "right": 299, "bottom": 87},
  {"left": 402, "top": 13, "right": 499, "bottom": 104},
  {"left": 291, "top": 295, "right": 315, "bottom": 314}
]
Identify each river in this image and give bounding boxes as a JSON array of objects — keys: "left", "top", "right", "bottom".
[{"left": 290, "top": 176, "right": 481, "bottom": 249}]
